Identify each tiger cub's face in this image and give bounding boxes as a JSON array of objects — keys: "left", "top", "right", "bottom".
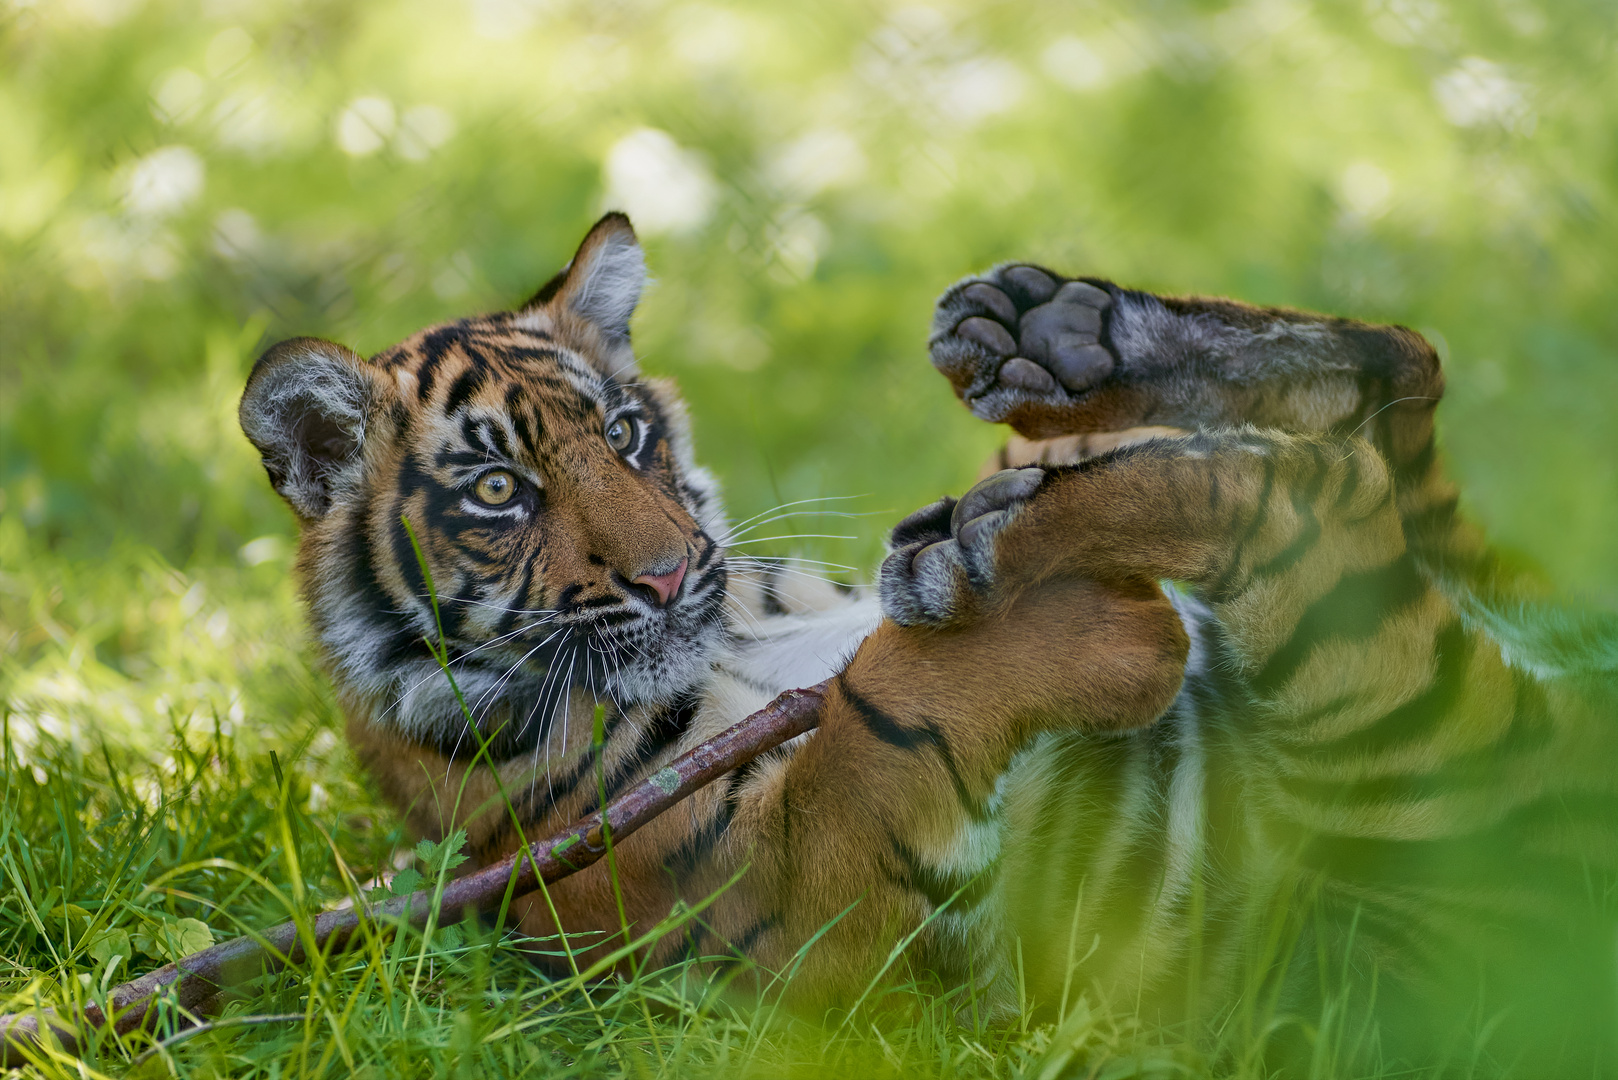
[{"left": 240, "top": 215, "right": 728, "bottom": 754}]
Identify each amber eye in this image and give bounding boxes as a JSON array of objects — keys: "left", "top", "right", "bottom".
[
  {"left": 605, "top": 416, "right": 637, "bottom": 453},
  {"left": 473, "top": 469, "right": 517, "bottom": 506}
]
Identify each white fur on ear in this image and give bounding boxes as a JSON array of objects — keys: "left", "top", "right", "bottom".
[
  {"left": 526, "top": 213, "right": 649, "bottom": 347},
  {"left": 569, "top": 224, "right": 647, "bottom": 342},
  {"left": 239, "top": 337, "right": 382, "bottom": 520}
]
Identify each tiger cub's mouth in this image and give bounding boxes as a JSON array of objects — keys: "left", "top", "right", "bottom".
[
  {"left": 552, "top": 547, "right": 730, "bottom": 707},
  {"left": 400, "top": 564, "right": 728, "bottom": 753}
]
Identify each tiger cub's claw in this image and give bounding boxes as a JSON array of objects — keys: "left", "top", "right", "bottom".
[
  {"left": 931, "top": 264, "right": 1116, "bottom": 425},
  {"left": 880, "top": 468, "right": 1046, "bottom": 627}
]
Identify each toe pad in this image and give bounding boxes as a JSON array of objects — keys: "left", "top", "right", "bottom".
[{"left": 953, "top": 468, "right": 1045, "bottom": 531}]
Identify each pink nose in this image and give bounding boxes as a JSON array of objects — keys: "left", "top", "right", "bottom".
[{"left": 632, "top": 557, "right": 687, "bottom": 607}]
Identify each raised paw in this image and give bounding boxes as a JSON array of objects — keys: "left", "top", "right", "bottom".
[
  {"left": 930, "top": 265, "right": 1123, "bottom": 435},
  {"left": 879, "top": 468, "right": 1046, "bottom": 627}
]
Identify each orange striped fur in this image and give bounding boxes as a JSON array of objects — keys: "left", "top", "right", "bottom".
[{"left": 241, "top": 224, "right": 1618, "bottom": 1071}]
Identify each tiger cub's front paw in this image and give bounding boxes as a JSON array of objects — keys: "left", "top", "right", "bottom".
[
  {"left": 930, "top": 265, "right": 1117, "bottom": 427},
  {"left": 879, "top": 468, "right": 1046, "bottom": 627}
]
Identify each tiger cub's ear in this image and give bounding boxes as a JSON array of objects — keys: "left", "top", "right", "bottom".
[
  {"left": 522, "top": 212, "right": 647, "bottom": 371},
  {"left": 239, "top": 337, "right": 393, "bottom": 521}
]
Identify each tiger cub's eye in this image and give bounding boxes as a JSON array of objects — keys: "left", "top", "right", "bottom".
[
  {"left": 605, "top": 416, "right": 637, "bottom": 453},
  {"left": 474, "top": 470, "right": 517, "bottom": 505}
]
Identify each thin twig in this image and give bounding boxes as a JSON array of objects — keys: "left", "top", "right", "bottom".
[{"left": 0, "top": 681, "right": 828, "bottom": 1067}]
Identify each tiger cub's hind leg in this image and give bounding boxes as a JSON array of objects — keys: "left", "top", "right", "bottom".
[
  {"left": 931, "top": 266, "right": 1120, "bottom": 429},
  {"left": 930, "top": 265, "right": 1443, "bottom": 471}
]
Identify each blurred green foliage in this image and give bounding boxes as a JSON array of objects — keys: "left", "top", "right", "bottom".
[
  {"left": 2, "top": 0, "right": 1617, "bottom": 1073},
  {"left": 4, "top": 0, "right": 1618, "bottom": 596}
]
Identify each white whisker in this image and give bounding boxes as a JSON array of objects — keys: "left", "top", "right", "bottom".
[
  {"left": 728, "top": 558, "right": 856, "bottom": 587},
  {"left": 1350, "top": 395, "right": 1441, "bottom": 440},
  {"left": 722, "top": 533, "right": 857, "bottom": 545},
  {"left": 716, "top": 494, "right": 870, "bottom": 539},
  {"left": 723, "top": 595, "right": 769, "bottom": 640},
  {"left": 473, "top": 626, "right": 568, "bottom": 716},
  {"left": 390, "top": 618, "right": 558, "bottom": 710},
  {"left": 712, "top": 509, "right": 879, "bottom": 546},
  {"left": 729, "top": 554, "right": 859, "bottom": 573}
]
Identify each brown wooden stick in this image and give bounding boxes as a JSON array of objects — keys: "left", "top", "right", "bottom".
[{"left": 0, "top": 682, "right": 828, "bottom": 1066}]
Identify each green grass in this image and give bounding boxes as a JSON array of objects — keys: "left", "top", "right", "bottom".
[
  {"left": 0, "top": 486, "right": 1551, "bottom": 1080},
  {"left": 0, "top": 527, "right": 1180, "bottom": 1079},
  {"left": 0, "top": 700, "right": 1310, "bottom": 1080}
]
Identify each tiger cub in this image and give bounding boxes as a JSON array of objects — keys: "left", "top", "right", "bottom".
[{"left": 240, "top": 216, "right": 1615, "bottom": 1070}]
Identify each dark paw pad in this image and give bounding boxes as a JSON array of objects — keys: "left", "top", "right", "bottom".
[
  {"left": 952, "top": 465, "right": 1042, "bottom": 525},
  {"left": 931, "top": 266, "right": 1118, "bottom": 424},
  {"left": 1000, "top": 266, "right": 1059, "bottom": 307},
  {"left": 879, "top": 468, "right": 1046, "bottom": 626},
  {"left": 889, "top": 495, "right": 955, "bottom": 550},
  {"left": 1018, "top": 282, "right": 1115, "bottom": 391}
]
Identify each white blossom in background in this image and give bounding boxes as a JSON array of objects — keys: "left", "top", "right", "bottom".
[
  {"left": 1041, "top": 36, "right": 1109, "bottom": 91},
  {"left": 395, "top": 105, "right": 457, "bottom": 161},
  {"left": 78, "top": 215, "right": 134, "bottom": 278},
  {"left": 1433, "top": 57, "right": 1534, "bottom": 134},
  {"left": 469, "top": 0, "right": 551, "bottom": 40},
  {"left": 689, "top": 318, "right": 771, "bottom": 371},
  {"left": 150, "top": 68, "right": 205, "bottom": 125},
  {"left": 1338, "top": 160, "right": 1393, "bottom": 221},
  {"left": 937, "top": 57, "right": 1026, "bottom": 126},
  {"left": 212, "top": 208, "right": 261, "bottom": 260},
  {"left": 122, "top": 145, "right": 205, "bottom": 217},
  {"left": 767, "top": 128, "right": 866, "bottom": 199},
  {"left": 602, "top": 128, "right": 716, "bottom": 235},
  {"left": 860, "top": 8, "right": 1023, "bottom": 128},
  {"left": 1366, "top": 0, "right": 1448, "bottom": 47},
  {"left": 766, "top": 209, "right": 829, "bottom": 281},
  {"left": 1496, "top": 0, "right": 1545, "bottom": 37},
  {"left": 238, "top": 535, "right": 286, "bottom": 567},
  {"left": 213, "top": 91, "right": 286, "bottom": 154},
  {"left": 874, "top": 4, "right": 950, "bottom": 57},
  {"left": 81, "top": 216, "right": 182, "bottom": 280},
  {"left": 669, "top": 4, "right": 747, "bottom": 69},
  {"left": 204, "top": 26, "right": 253, "bottom": 77},
  {"left": 335, "top": 96, "right": 396, "bottom": 156},
  {"left": 46, "top": 0, "right": 141, "bottom": 25},
  {"left": 433, "top": 251, "right": 477, "bottom": 299}
]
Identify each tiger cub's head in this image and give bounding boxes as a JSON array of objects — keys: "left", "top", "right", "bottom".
[{"left": 240, "top": 214, "right": 727, "bottom": 755}]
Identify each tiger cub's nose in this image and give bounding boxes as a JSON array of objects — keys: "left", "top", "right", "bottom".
[{"left": 632, "top": 557, "right": 688, "bottom": 607}]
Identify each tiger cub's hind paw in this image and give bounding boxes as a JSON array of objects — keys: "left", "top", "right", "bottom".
[
  {"left": 930, "top": 265, "right": 1116, "bottom": 428},
  {"left": 880, "top": 468, "right": 1046, "bottom": 627}
]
